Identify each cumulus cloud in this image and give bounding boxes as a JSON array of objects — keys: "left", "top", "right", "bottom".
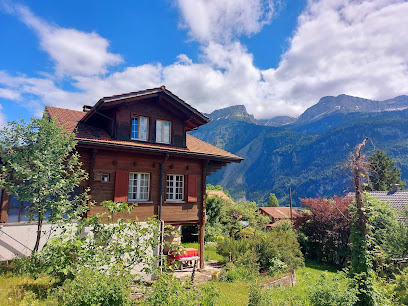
[
  {"left": 4, "top": 3, "right": 122, "bottom": 76},
  {"left": 177, "top": 0, "right": 275, "bottom": 43},
  {"left": 264, "top": 0, "right": 408, "bottom": 111},
  {"left": 1, "top": 0, "right": 408, "bottom": 120},
  {"left": 0, "top": 104, "right": 6, "bottom": 127}
]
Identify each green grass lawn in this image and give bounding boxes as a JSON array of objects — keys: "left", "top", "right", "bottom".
[
  {"left": 181, "top": 242, "right": 224, "bottom": 262},
  {"left": 208, "top": 260, "right": 340, "bottom": 306},
  {"left": 0, "top": 272, "right": 55, "bottom": 305},
  {"left": 0, "top": 257, "right": 340, "bottom": 305}
]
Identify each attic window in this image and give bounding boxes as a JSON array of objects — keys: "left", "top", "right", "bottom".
[
  {"left": 156, "top": 120, "right": 171, "bottom": 144},
  {"left": 131, "top": 116, "right": 148, "bottom": 141}
]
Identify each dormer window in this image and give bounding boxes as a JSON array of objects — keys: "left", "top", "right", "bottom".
[
  {"left": 131, "top": 116, "right": 148, "bottom": 141},
  {"left": 156, "top": 120, "right": 171, "bottom": 144}
]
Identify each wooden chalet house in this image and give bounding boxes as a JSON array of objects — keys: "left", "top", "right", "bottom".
[{"left": 0, "top": 86, "right": 242, "bottom": 267}]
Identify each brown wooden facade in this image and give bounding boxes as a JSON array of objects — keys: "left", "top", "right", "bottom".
[{"left": 0, "top": 87, "right": 242, "bottom": 268}]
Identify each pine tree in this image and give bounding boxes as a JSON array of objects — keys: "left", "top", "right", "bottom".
[{"left": 367, "top": 150, "right": 405, "bottom": 191}]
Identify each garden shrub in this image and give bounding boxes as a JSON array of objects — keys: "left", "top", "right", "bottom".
[
  {"left": 308, "top": 272, "right": 358, "bottom": 306},
  {"left": 144, "top": 273, "right": 217, "bottom": 306},
  {"left": 216, "top": 226, "right": 304, "bottom": 276},
  {"left": 248, "top": 281, "right": 273, "bottom": 306},
  {"left": 394, "top": 267, "right": 408, "bottom": 304},
  {"left": 50, "top": 268, "right": 134, "bottom": 306},
  {"left": 257, "top": 227, "right": 304, "bottom": 272}
]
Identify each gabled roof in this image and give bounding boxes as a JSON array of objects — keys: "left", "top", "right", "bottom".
[
  {"left": 347, "top": 191, "right": 408, "bottom": 223},
  {"left": 259, "top": 207, "right": 301, "bottom": 219},
  {"left": 365, "top": 191, "right": 408, "bottom": 211},
  {"left": 46, "top": 106, "right": 242, "bottom": 162},
  {"left": 80, "top": 86, "right": 210, "bottom": 131}
]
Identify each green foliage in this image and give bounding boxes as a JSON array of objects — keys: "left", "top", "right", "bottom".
[
  {"left": 144, "top": 273, "right": 218, "bottom": 306},
  {"left": 50, "top": 268, "right": 134, "bottom": 306},
  {"left": 248, "top": 281, "right": 273, "bottom": 306},
  {"left": 217, "top": 226, "right": 304, "bottom": 275},
  {"left": 395, "top": 267, "right": 408, "bottom": 304},
  {"left": 257, "top": 226, "right": 304, "bottom": 272},
  {"left": 194, "top": 107, "right": 408, "bottom": 204},
  {"left": 368, "top": 150, "right": 405, "bottom": 191},
  {"left": 205, "top": 191, "right": 269, "bottom": 241},
  {"left": 267, "top": 193, "right": 279, "bottom": 207},
  {"left": 0, "top": 115, "right": 89, "bottom": 253},
  {"left": 37, "top": 201, "right": 162, "bottom": 281},
  {"left": 206, "top": 195, "right": 225, "bottom": 224},
  {"left": 349, "top": 193, "right": 377, "bottom": 305},
  {"left": 308, "top": 272, "right": 358, "bottom": 306},
  {"left": 5, "top": 274, "right": 56, "bottom": 304},
  {"left": 206, "top": 184, "right": 231, "bottom": 198},
  {"left": 221, "top": 200, "right": 269, "bottom": 238}
]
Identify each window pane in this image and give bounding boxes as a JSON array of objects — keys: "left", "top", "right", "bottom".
[
  {"left": 166, "top": 175, "right": 183, "bottom": 201},
  {"left": 156, "top": 121, "right": 162, "bottom": 143},
  {"left": 131, "top": 118, "right": 138, "bottom": 139},
  {"left": 139, "top": 117, "right": 148, "bottom": 140},
  {"left": 163, "top": 121, "right": 170, "bottom": 143},
  {"left": 128, "top": 172, "right": 149, "bottom": 201},
  {"left": 21, "top": 201, "right": 31, "bottom": 221}
]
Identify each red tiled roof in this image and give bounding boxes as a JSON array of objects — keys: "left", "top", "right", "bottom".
[
  {"left": 46, "top": 106, "right": 242, "bottom": 162},
  {"left": 259, "top": 207, "right": 301, "bottom": 219}
]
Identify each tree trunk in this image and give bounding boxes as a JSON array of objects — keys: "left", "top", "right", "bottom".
[{"left": 32, "top": 213, "right": 43, "bottom": 255}]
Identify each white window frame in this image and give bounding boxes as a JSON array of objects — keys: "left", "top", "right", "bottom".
[
  {"left": 166, "top": 174, "right": 184, "bottom": 201},
  {"left": 131, "top": 116, "right": 149, "bottom": 141},
  {"left": 128, "top": 172, "right": 150, "bottom": 201},
  {"left": 156, "top": 119, "right": 171, "bottom": 144}
]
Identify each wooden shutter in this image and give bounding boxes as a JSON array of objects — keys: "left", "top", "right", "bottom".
[
  {"left": 187, "top": 175, "right": 198, "bottom": 202},
  {"left": 114, "top": 170, "right": 129, "bottom": 202}
]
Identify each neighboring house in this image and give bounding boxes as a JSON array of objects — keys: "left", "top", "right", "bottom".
[
  {"left": 259, "top": 207, "right": 301, "bottom": 227},
  {"left": 0, "top": 86, "right": 243, "bottom": 267},
  {"left": 350, "top": 190, "right": 408, "bottom": 223}
]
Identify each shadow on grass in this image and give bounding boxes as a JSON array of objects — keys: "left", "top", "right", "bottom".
[{"left": 304, "top": 259, "right": 340, "bottom": 273}]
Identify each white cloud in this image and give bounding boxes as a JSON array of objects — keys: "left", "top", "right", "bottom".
[
  {"left": 1, "top": 0, "right": 408, "bottom": 121},
  {"left": 0, "top": 104, "right": 6, "bottom": 127},
  {"left": 7, "top": 3, "right": 122, "bottom": 76},
  {"left": 177, "top": 0, "right": 275, "bottom": 43},
  {"left": 263, "top": 0, "right": 408, "bottom": 111}
]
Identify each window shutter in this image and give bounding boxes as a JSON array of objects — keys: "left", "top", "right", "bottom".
[
  {"left": 187, "top": 175, "right": 198, "bottom": 202},
  {"left": 114, "top": 170, "right": 129, "bottom": 202}
]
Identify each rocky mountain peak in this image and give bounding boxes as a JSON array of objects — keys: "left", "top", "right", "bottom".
[{"left": 207, "top": 105, "right": 259, "bottom": 124}]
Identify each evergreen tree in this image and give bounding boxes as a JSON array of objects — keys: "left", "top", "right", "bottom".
[
  {"left": 267, "top": 193, "right": 279, "bottom": 207},
  {"left": 367, "top": 150, "right": 405, "bottom": 191}
]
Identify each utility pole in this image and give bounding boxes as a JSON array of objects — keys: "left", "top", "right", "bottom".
[{"left": 289, "top": 186, "right": 293, "bottom": 220}]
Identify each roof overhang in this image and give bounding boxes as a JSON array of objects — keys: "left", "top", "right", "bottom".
[
  {"left": 80, "top": 87, "right": 210, "bottom": 130},
  {"left": 76, "top": 139, "right": 242, "bottom": 164}
]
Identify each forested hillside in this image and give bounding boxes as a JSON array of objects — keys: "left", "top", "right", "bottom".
[{"left": 191, "top": 95, "right": 408, "bottom": 205}]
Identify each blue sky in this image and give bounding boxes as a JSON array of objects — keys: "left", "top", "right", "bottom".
[{"left": 1, "top": 0, "right": 408, "bottom": 126}]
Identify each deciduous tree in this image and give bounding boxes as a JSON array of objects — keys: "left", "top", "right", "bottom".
[
  {"left": 0, "top": 115, "right": 88, "bottom": 254},
  {"left": 267, "top": 193, "right": 279, "bottom": 207}
]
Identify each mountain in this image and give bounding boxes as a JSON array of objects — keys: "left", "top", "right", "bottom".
[
  {"left": 206, "top": 105, "right": 259, "bottom": 124},
  {"left": 296, "top": 94, "right": 408, "bottom": 125},
  {"left": 259, "top": 116, "right": 297, "bottom": 127},
  {"left": 206, "top": 105, "right": 296, "bottom": 127},
  {"left": 191, "top": 95, "right": 408, "bottom": 205}
]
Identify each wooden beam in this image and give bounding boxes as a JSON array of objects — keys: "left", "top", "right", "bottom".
[{"left": 199, "top": 160, "right": 208, "bottom": 269}]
